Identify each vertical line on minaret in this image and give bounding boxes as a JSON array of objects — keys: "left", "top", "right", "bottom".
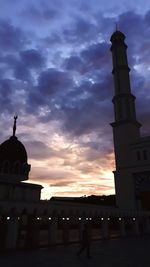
[{"left": 114, "top": 46, "right": 121, "bottom": 94}]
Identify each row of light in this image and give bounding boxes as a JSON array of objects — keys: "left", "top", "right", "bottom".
[
  {"left": 6, "top": 217, "right": 136, "bottom": 221},
  {"left": 79, "top": 218, "right": 92, "bottom": 221},
  {"left": 7, "top": 217, "right": 20, "bottom": 220},
  {"left": 37, "top": 217, "right": 91, "bottom": 221},
  {"left": 33, "top": 217, "right": 137, "bottom": 221}
]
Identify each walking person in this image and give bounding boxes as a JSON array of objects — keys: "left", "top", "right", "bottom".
[{"left": 77, "top": 223, "right": 91, "bottom": 259}]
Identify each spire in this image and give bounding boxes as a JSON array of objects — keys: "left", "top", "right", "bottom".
[
  {"left": 13, "top": 115, "right": 18, "bottom": 137},
  {"left": 115, "top": 22, "right": 118, "bottom": 31}
]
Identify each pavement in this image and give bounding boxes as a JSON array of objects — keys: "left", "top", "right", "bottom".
[{"left": 0, "top": 236, "right": 150, "bottom": 267}]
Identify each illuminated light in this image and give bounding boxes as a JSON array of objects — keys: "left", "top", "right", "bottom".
[
  {"left": 86, "top": 218, "right": 88, "bottom": 220},
  {"left": 62, "top": 218, "right": 65, "bottom": 220},
  {"left": 48, "top": 217, "right": 51, "bottom": 220},
  {"left": 37, "top": 217, "right": 41, "bottom": 220},
  {"left": 119, "top": 218, "right": 122, "bottom": 221},
  {"left": 7, "top": 217, "right": 10, "bottom": 220},
  {"left": 133, "top": 218, "right": 136, "bottom": 221},
  {"left": 108, "top": 218, "right": 110, "bottom": 221},
  {"left": 101, "top": 218, "right": 104, "bottom": 221},
  {"left": 89, "top": 218, "right": 92, "bottom": 221},
  {"left": 18, "top": 217, "right": 20, "bottom": 220},
  {"left": 66, "top": 217, "right": 69, "bottom": 220},
  {"left": 79, "top": 218, "right": 81, "bottom": 220}
]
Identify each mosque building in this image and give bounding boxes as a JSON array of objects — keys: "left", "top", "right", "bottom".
[
  {"left": 0, "top": 116, "right": 42, "bottom": 203},
  {"left": 110, "top": 30, "right": 150, "bottom": 210},
  {"left": 0, "top": 30, "right": 150, "bottom": 250}
]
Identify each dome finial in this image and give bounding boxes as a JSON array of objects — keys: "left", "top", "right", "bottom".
[
  {"left": 13, "top": 115, "right": 18, "bottom": 137},
  {"left": 115, "top": 22, "right": 118, "bottom": 31}
]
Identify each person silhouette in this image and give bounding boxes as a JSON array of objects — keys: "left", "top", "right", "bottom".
[{"left": 77, "top": 223, "right": 91, "bottom": 259}]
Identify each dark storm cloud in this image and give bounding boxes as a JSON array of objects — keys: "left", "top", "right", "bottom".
[
  {"left": 0, "top": 48, "right": 45, "bottom": 82},
  {"left": 36, "top": 68, "right": 72, "bottom": 96},
  {"left": 145, "top": 10, "right": 150, "bottom": 24},
  {"left": 63, "top": 16, "right": 98, "bottom": 44},
  {"left": 13, "top": 49, "right": 45, "bottom": 82},
  {"left": 116, "top": 10, "right": 150, "bottom": 137},
  {"left": 20, "top": 49, "right": 45, "bottom": 69},
  {"left": 56, "top": 40, "right": 113, "bottom": 137},
  {"left": 0, "top": 19, "right": 28, "bottom": 51},
  {"left": 81, "top": 42, "right": 110, "bottom": 72},
  {"left": 62, "top": 41, "right": 110, "bottom": 75},
  {"left": 0, "top": 79, "right": 14, "bottom": 112},
  {"left": 22, "top": 6, "right": 57, "bottom": 21},
  {"left": 90, "top": 77, "right": 113, "bottom": 100},
  {"left": 118, "top": 11, "right": 144, "bottom": 41},
  {"left": 63, "top": 56, "right": 84, "bottom": 72},
  {"left": 21, "top": 1, "right": 61, "bottom": 25},
  {"left": 13, "top": 62, "right": 32, "bottom": 82},
  {"left": 26, "top": 43, "right": 113, "bottom": 137},
  {"left": 43, "top": 34, "right": 63, "bottom": 47},
  {"left": 1, "top": 7, "right": 150, "bottom": 143},
  {"left": 115, "top": 10, "right": 150, "bottom": 66},
  {"left": 61, "top": 96, "right": 112, "bottom": 136},
  {"left": 51, "top": 10, "right": 150, "bottom": 140},
  {"left": 98, "top": 10, "right": 150, "bottom": 139},
  {"left": 27, "top": 68, "right": 74, "bottom": 113},
  {"left": 131, "top": 72, "right": 150, "bottom": 135}
]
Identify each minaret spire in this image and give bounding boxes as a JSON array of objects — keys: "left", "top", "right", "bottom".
[{"left": 13, "top": 115, "right": 18, "bottom": 137}]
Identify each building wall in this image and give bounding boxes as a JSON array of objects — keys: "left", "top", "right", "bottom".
[{"left": 0, "top": 182, "right": 41, "bottom": 202}]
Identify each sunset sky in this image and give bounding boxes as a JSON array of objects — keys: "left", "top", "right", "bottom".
[{"left": 0, "top": 0, "right": 150, "bottom": 199}]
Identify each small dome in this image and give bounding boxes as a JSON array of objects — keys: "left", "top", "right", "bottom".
[
  {"left": 110, "top": 30, "right": 125, "bottom": 43},
  {"left": 0, "top": 116, "right": 31, "bottom": 182},
  {"left": 0, "top": 136, "right": 27, "bottom": 163}
]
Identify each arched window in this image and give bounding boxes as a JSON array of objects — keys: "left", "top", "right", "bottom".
[
  {"left": 2, "top": 160, "right": 10, "bottom": 173},
  {"left": 13, "top": 161, "right": 20, "bottom": 174}
]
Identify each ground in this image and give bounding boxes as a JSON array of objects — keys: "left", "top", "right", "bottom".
[{"left": 0, "top": 236, "right": 150, "bottom": 267}]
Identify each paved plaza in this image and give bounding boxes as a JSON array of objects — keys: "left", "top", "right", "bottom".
[{"left": 0, "top": 236, "right": 150, "bottom": 267}]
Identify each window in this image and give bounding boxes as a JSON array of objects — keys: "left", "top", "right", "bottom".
[
  {"left": 137, "top": 151, "right": 141, "bottom": 161},
  {"left": 2, "top": 161, "right": 10, "bottom": 173},
  {"left": 143, "top": 150, "right": 148, "bottom": 160}
]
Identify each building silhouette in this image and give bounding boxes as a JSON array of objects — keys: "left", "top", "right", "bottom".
[
  {"left": 0, "top": 30, "right": 150, "bottom": 251},
  {"left": 110, "top": 31, "right": 150, "bottom": 210},
  {"left": 0, "top": 116, "right": 42, "bottom": 203}
]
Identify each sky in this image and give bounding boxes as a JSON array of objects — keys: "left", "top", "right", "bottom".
[{"left": 0, "top": 0, "right": 150, "bottom": 199}]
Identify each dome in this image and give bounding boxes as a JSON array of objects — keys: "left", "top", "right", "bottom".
[
  {"left": 0, "top": 116, "right": 31, "bottom": 182},
  {"left": 0, "top": 136, "right": 27, "bottom": 163},
  {"left": 110, "top": 30, "right": 125, "bottom": 43}
]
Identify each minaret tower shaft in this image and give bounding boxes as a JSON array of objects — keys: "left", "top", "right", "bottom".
[
  {"left": 111, "top": 34, "right": 136, "bottom": 122},
  {"left": 110, "top": 31, "right": 141, "bottom": 169},
  {"left": 110, "top": 31, "right": 141, "bottom": 209}
]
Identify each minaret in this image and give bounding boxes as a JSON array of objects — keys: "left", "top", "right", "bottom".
[
  {"left": 110, "top": 31, "right": 141, "bottom": 209},
  {"left": 110, "top": 30, "right": 141, "bottom": 168}
]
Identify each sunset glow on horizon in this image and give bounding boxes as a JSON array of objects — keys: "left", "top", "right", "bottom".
[{"left": 23, "top": 117, "right": 115, "bottom": 199}]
